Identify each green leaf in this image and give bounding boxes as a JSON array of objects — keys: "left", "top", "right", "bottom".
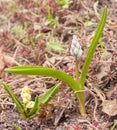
[
  {"left": 28, "top": 96, "right": 39, "bottom": 118},
  {"left": 84, "top": 21, "right": 94, "bottom": 27},
  {"left": 28, "top": 84, "right": 60, "bottom": 118},
  {"left": 80, "top": 7, "right": 108, "bottom": 89},
  {"left": 13, "top": 25, "right": 26, "bottom": 37},
  {"left": 57, "top": 0, "right": 72, "bottom": 8},
  {"left": 5, "top": 66, "right": 80, "bottom": 92},
  {"left": 47, "top": 37, "right": 65, "bottom": 54},
  {"left": 39, "top": 83, "right": 60, "bottom": 104},
  {"left": 2, "top": 82, "right": 24, "bottom": 114}
]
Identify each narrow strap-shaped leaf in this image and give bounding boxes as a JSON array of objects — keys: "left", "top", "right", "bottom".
[
  {"left": 28, "top": 96, "right": 39, "bottom": 117},
  {"left": 39, "top": 83, "right": 60, "bottom": 104},
  {"left": 80, "top": 7, "right": 108, "bottom": 89},
  {"left": 3, "top": 82, "right": 24, "bottom": 114},
  {"left": 6, "top": 66, "right": 80, "bottom": 92}
]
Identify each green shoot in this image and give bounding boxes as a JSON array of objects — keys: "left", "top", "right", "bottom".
[
  {"left": 13, "top": 24, "right": 27, "bottom": 37},
  {"left": 13, "top": 24, "right": 28, "bottom": 44},
  {"left": 57, "top": 0, "right": 72, "bottom": 8},
  {"left": 13, "top": 124, "right": 21, "bottom": 130},
  {"left": 46, "top": 6, "right": 59, "bottom": 28},
  {"left": 84, "top": 12, "right": 94, "bottom": 28},
  {"left": 84, "top": 21, "right": 94, "bottom": 27},
  {"left": 46, "top": 37, "right": 65, "bottom": 54},
  {"left": 110, "top": 120, "right": 117, "bottom": 130}
]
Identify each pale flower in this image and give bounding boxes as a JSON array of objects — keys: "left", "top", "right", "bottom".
[
  {"left": 21, "top": 93, "right": 31, "bottom": 100},
  {"left": 22, "top": 94, "right": 31, "bottom": 104},
  {"left": 21, "top": 86, "right": 33, "bottom": 107},
  {"left": 70, "top": 35, "right": 83, "bottom": 59},
  {"left": 21, "top": 86, "right": 30, "bottom": 94},
  {"left": 22, "top": 97, "right": 29, "bottom": 104},
  {"left": 26, "top": 101, "right": 35, "bottom": 108}
]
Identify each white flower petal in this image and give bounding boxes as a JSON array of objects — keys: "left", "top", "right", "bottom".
[
  {"left": 23, "top": 98, "right": 29, "bottom": 104},
  {"left": 26, "top": 101, "right": 35, "bottom": 108},
  {"left": 21, "top": 86, "right": 30, "bottom": 94}
]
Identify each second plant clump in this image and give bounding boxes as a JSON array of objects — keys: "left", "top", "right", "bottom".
[
  {"left": 3, "top": 82, "right": 60, "bottom": 119},
  {"left": 3, "top": 7, "right": 107, "bottom": 117}
]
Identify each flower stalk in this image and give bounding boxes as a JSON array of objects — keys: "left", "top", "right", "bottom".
[
  {"left": 75, "top": 57, "right": 79, "bottom": 83},
  {"left": 70, "top": 35, "right": 86, "bottom": 115}
]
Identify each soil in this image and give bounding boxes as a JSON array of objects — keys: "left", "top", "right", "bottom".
[{"left": 0, "top": 0, "right": 117, "bottom": 130}]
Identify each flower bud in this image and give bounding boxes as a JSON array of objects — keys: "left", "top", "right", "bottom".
[
  {"left": 70, "top": 35, "right": 83, "bottom": 59},
  {"left": 21, "top": 86, "right": 30, "bottom": 94}
]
